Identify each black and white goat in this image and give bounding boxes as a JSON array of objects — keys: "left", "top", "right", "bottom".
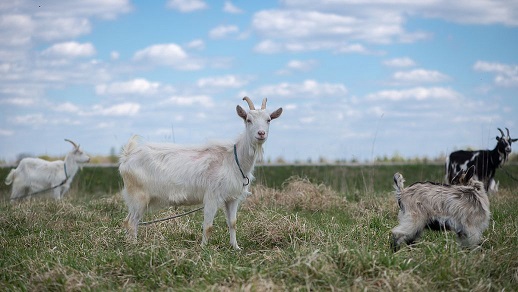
[
  {"left": 392, "top": 166, "right": 490, "bottom": 251},
  {"left": 446, "top": 128, "right": 516, "bottom": 192},
  {"left": 119, "top": 97, "right": 282, "bottom": 249}
]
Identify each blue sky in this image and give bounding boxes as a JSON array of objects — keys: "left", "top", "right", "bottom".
[{"left": 1, "top": 0, "right": 517, "bottom": 163}]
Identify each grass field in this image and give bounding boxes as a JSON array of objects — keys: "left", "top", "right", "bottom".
[{"left": 1, "top": 164, "right": 517, "bottom": 290}]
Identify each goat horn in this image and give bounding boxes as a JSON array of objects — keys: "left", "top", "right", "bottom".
[
  {"left": 64, "top": 139, "right": 78, "bottom": 148},
  {"left": 261, "top": 98, "right": 267, "bottom": 110},
  {"left": 506, "top": 127, "right": 510, "bottom": 137},
  {"left": 242, "top": 96, "right": 255, "bottom": 110},
  {"left": 497, "top": 128, "right": 505, "bottom": 138}
]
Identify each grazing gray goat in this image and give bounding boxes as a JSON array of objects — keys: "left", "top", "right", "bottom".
[{"left": 391, "top": 166, "right": 490, "bottom": 251}]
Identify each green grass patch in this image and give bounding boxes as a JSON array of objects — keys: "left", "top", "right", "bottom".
[{"left": 0, "top": 164, "right": 517, "bottom": 290}]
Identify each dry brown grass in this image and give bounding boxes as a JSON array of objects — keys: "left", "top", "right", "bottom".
[{"left": 244, "top": 176, "right": 346, "bottom": 211}]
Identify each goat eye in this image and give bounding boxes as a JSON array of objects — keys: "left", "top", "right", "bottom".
[
  {"left": 246, "top": 119, "right": 252, "bottom": 124},
  {"left": 267, "top": 119, "right": 271, "bottom": 123}
]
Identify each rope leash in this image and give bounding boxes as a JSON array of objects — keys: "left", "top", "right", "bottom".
[
  {"left": 234, "top": 144, "right": 250, "bottom": 186},
  {"left": 138, "top": 145, "right": 248, "bottom": 225},
  {"left": 139, "top": 206, "right": 204, "bottom": 225}
]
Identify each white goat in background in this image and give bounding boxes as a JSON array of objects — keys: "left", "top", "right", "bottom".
[
  {"left": 119, "top": 97, "right": 283, "bottom": 250},
  {"left": 5, "top": 139, "right": 90, "bottom": 201},
  {"left": 391, "top": 166, "right": 490, "bottom": 251}
]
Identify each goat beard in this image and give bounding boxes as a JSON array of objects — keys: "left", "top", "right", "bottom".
[
  {"left": 251, "top": 143, "right": 264, "bottom": 162},
  {"left": 499, "top": 150, "right": 509, "bottom": 166}
]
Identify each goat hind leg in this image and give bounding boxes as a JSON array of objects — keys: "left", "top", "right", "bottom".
[
  {"left": 201, "top": 201, "right": 218, "bottom": 247},
  {"left": 124, "top": 201, "right": 145, "bottom": 240},
  {"left": 10, "top": 184, "right": 27, "bottom": 201}
]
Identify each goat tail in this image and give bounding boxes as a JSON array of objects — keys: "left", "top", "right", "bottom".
[
  {"left": 5, "top": 169, "right": 15, "bottom": 185},
  {"left": 120, "top": 135, "right": 140, "bottom": 162},
  {"left": 393, "top": 172, "right": 405, "bottom": 210}
]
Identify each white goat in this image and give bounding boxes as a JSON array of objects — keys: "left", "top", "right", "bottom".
[
  {"left": 391, "top": 166, "right": 490, "bottom": 251},
  {"left": 119, "top": 97, "right": 282, "bottom": 249},
  {"left": 5, "top": 139, "right": 90, "bottom": 201}
]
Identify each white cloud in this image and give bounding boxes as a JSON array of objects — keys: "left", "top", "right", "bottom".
[
  {"left": 209, "top": 25, "right": 239, "bottom": 39},
  {"left": 254, "top": 39, "right": 337, "bottom": 54},
  {"left": 186, "top": 39, "right": 205, "bottom": 50},
  {"left": 383, "top": 57, "right": 416, "bottom": 68},
  {"left": 197, "top": 75, "right": 249, "bottom": 88},
  {"left": 167, "top": 0, "right": 207, "bottom": 12},
  {"left": 254, "top": 80, "right": 348, "bottom": 98},
  {"left": 0, "top": 97, "right": 38, "bottom": 106},
  {"left": 252, "top": 9, "right": 426, "bottom": 47},
  {"left": 473, "top": 61, "right": 518, "bottom": 87},
  {"left": 392, "top": 69, "right": 450, "bottom": 84},
  {"left": 162, "top": 95, "right": 214, "bottom": 107},
  {"left": 255, "top": 39, "right": 377, "bottom": 54},
  {"left": 277, "top": 59, "right": 317, "bottom": 75},
  {"left": 134, "top": 43, "right": 186, "bottom": 61},
  {"left": 0, "top": 14, "right": 33, "bottom": 47},
  {"left": 0, "top": 0, "right": 132, "bottom": 58},
  {"left": 34, "top": 0, "right": 133, "bottom": 20},
  {"left": 42, "top": 42, "right": 96, "bottom": 58},
  {"left": 36, "top": 18, "right": 92, "bottom": 42},
  {"left": 110, "top": 51, "right": 120, "bottom": 60},
  {"left": 335, "top": 43, "right": 370, "bottom": 54},
  {"left": 366, "top": 87, "right": 461, "bottom": 101},
  {"left": 251, "top": 1, "right": 518, "bottom": 54},
  {"left": 96, "top": 78, "right": 161, "bottom": 95},
  {"left": 54, "top": 102, "right": 80, "bottom": 113},
  {"left": 223, "top": 1, "right": 243, "bottom": 14},
  {"left": 133, "top": 43, "right": 203, "bottom": 70},
  {"left": 0, "top": 129, "right": 14, "bottom": 136},
  {"left": 91, "top": 102, "right": 141, "bottom": 116},
  {"left": 281, "top": 0, "right": 518, "bottom": 26},
  {"left": 13, "top": 114, "right": 47, "bottom": 125}
]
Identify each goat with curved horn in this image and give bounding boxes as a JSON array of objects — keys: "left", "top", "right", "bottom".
[
  {"left": 242, "top": 96, "right": 255, "bottom": 110},
  {"left": 446, "top": 127, "right": 517, "bottom": 194},
  {"left": 497, "top": 128, "right": 505, "bottom": 138},
  {"left": 64, "top": 139, "right": 78, "bottom": 148},
  {"left": 119, "top": 96, "right": 283, "bottom": 249},
  {"left": 6, "top": 139, "right": 90, "bottom": 200},
  {"left": 261, "top": 98, "right": 267, "bottom": 110}
]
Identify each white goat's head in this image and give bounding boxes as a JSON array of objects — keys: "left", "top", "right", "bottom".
[
  {"left": 236, "top": 96, "right": 282, "bottom": 145},
  {"left": 65, "top": 139, "right": 90, "bottom": 163}
]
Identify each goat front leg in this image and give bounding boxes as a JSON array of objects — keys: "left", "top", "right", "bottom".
[
  {"left": 225, "top": 199, "right": 241, "bottom": 250},
  {"left": 52, "top": 187, "right": 61, "bottom": 200},
  {"left": 201, "top": 200, "right": 218, "bottom": 248}
]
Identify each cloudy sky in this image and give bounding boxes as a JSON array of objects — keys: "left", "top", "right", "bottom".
[{"left": 1, "top": 0, "right": 517, "bottom": 163}]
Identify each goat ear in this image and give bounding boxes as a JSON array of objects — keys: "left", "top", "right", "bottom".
[
  {"left": 512, "top": 138, "right": 518, "bottom": 142},
  {"left": 451, "top": 171, "right": 462, "bottom": 185},
  {"left": 270, "top": 108, "right": 283, "bottom": 120},
  {"left": 465, "top": 165, "right": 475, "bottom": 182},
  {"left": 236, "top": 105, "right": 247, "bottom": 120}
]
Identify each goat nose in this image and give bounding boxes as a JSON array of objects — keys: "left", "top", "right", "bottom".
[{"left": 258, "top": 130, "right": 265, "bottom": 136}]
